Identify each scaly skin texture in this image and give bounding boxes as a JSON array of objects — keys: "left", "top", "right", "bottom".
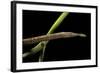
[
  {"left": 31, "top": 12, "right": 69, "bottom": 55},
  {"left": 23, "top": 12, "right": 69, "bottom": 59},
  {"left": 23, "top": 32, "right": 86, "bottom": 44}
]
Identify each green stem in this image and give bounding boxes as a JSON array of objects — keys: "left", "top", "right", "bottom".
[
  {"left": 23, "top": 12, "right": 69, "bottom": 59},
  {"left": 38, "top": 12, "right": 69, "bottom": 61},
  {"left": 38, "top": 41, "right": 47, "bottom": 62},
  {"left": 47, "top": 12, "right": 69, "bottom": 34},
  {"left": 31, "top": 12, "right": 69, "bottom": 53}
]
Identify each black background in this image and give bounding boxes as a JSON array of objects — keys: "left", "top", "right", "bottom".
[{"left": 23, "top": 10, "right": 91, "bottom": 62}]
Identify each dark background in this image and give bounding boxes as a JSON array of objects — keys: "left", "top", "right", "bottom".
[{"left": 22, "top": 10, "right": 91, "bottom": 63}]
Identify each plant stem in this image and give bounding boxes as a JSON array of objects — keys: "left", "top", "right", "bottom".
[
  {"left": 32, "top": 12, "right": 69, "bottom": 53},
  {"left": 23, "top": 12, "right": 69, "bottom": 59},
  {"left": 47, "top": 12, "right": 69, "bottom": 34},
  {"left": 38, "top": 41, "right": 47, "bottom": 62},
  {"left": 38, "top": 12, "right": 69, "bottom": 61}
]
